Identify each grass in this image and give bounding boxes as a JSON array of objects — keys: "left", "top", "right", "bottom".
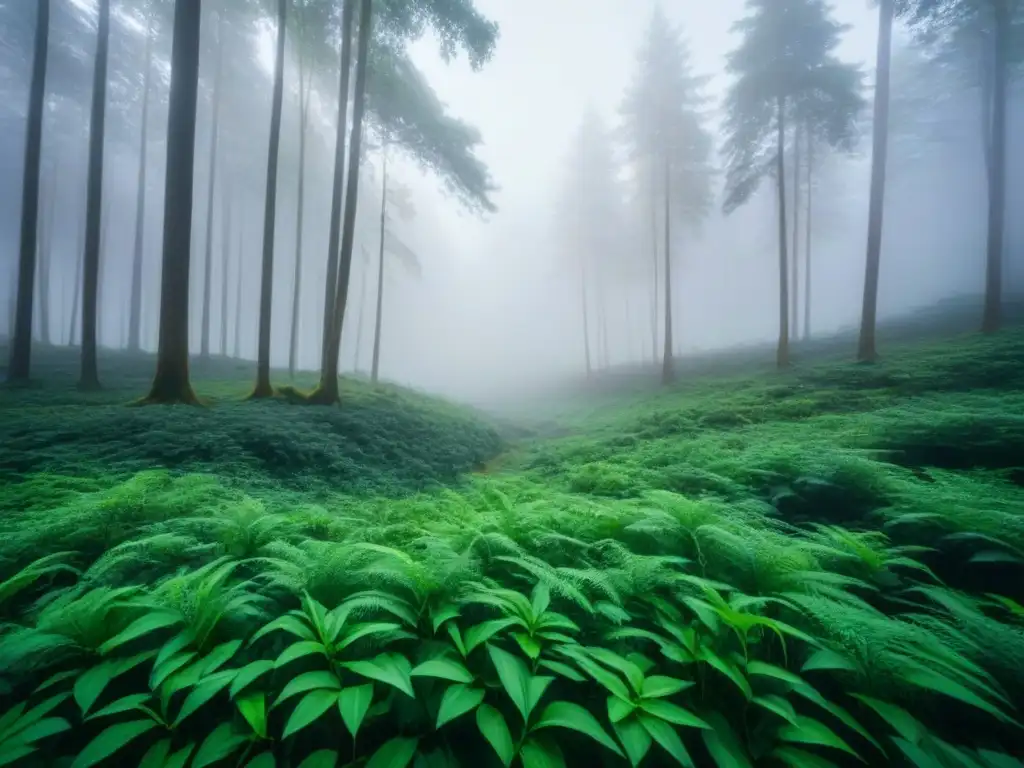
[{"left": 0, "top": 323, "right": 1022, "bottom": 767}]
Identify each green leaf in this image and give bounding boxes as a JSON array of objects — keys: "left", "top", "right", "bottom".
[
  {"left": 296, "top": 750, "right": 338, "bottom": 768},
  {"left": 465, "top": 619, "right": 517, "bottom": 653},
  {"left": 366, "top": 737, "right": 418, "bottom": 768},
  {"left": 431, "top": 605, "right": 461, "bottom": 633},
  {"left": 192, "top": 722, "right": 248, "bottom": 768},
  {"left": 585, "top": 647, "right": 644, "bottom": 693},
  {"left": 98, "top": 612, "right": 180, "bottom": 655},
  {"left": 151, "top": 652, "right": 197, "bottom": 690},
  {"left": 531, "top": 583, "right": 552, "bottom": 617},
  {"left": 34, "top": 669, "right": 79, "bottom": 694},
  {"left": 337, "top": 622, "right": 404, "bottom": 652},
  {"left": 514, "top": 632, "right": 542, "bottom": 660},
  {"left": 0, "top": 746, "right": 36, "bottom": 768},
  {"left": 526, "top": 676, "right": 554, "bottom": 718},
  {"left": 436, "top": 684, "right": 485, "bottom": 728},
  {"left": 538, "top": 660, "right": 585, "bottom": 682},
  {"left": 246, "top": 753, "right": 276, "bottom": 768},
  {"left": 199, "top": 639, "right": 242, "bottom": 675},
  {"left": 237, "top": 693, "right": 268, "bottom": 739},
  {"left": 338, "top": 684, "right": 374, "bottom": 738},
  {"left": 164, "top": 744, "right": 196, "bottom": 768},
  {"left": 746, "top": 661, "right": 803, "bottom": 688},
  {"left": 533, "top": 701, "right": 624, "bottom": 757},
  {"left": 613, "top": 717, "right": 653, "bottom": 768},
  {"left": 752, "top": 694, "right": 799, "bottom": 725},
  {"left": 476, "top": 704, "right": 515, "bottom": 767},
  {"left": 902, "top": 666, "right": 1012, "bottom": 723},
  {"left": 70, "top": 720, "right": 159, "bottom": 768},
  {"left": 230, "top": 660, "right": 275, "bottom": 699},
  {"left": 801, "top": 649, "right": 858, "bottom": 674},
  {"left": 520, "top": 737, "right": 566, "bottom": 768},
  {"left": 641, "top": 676, "right": 693, "bottom": 699},
  {"left": 796, "top": 686, "right": 884, "bottom": 755},
  {"left": 608, "top": 696, "right": 637, "bottom": 723},
  {"left": 411, "top": 658, "right": 474, "bottom": 684},
  {"left": 772, "top": 746, "right": 842, "bottom": 768},
  {"left": 561, "top": 649, "right": 631, "bottom": 701},
  {"left": 851, "top": 694, "right": 924, "bottom": 743},
  {"left": 275, "top": 640, "right": 327, "bottom": 669},
  {"left": 10, "top": 717, "right": 70, "bottom": 744},
  {"left": 487, "top": 644, "right": 531, "bottom": 721},
  {"left": 344, "top": 653, "right": 414, "bottom": 698},
  {"left": 699, "top": 648, "right": 752, "bottom": 699},
  {"left": 283, "top": 689, "right": 340, "bottom": 739},
  {"left": 87, "top": 693, "right": 153, "bottom": 721},
  {"left": 173, "top": 669, "right": 236, "bottom": 727},
  {"left": 250, "top": 614, "right": 315, "bottom": 645},
  {"left": 273, "top": 670, "right": 342, "bottom": 709},
  {"left": 639, "top": 713, "right": 694, "bottom": 767},
  {"left": 892, "top": 738, "right": 943, "bottom": 768},
  {"left": 447, "top": 624, "right": 467, "bottom": 658},
  {"left": 777, "top": 715, "right": 859, "bottom": 758},
  {"left": 639, "top": 699, "right": 710, "bottom": 729},
  {"left": 701, "top": 712, "right": 753, "bottom": 768},
  {"left": 74, "top": 662, "right": 117, "bottom": 716},
  {"left": 139, "top": 739, "right": 171, "bottom": 768}
]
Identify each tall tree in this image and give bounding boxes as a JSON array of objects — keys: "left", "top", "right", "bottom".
[
  {"left": 36, "top": 161, "right": 57, "bottom": 347},
  {"left": 79, "top": 0, "right": 111, "bottom": 390},
  {"left": 251, "top": 0, "right": 288, "bottom": 398},
  {"left": 723, "top": 0, "right": 863, "bottom": 368},
  {"left": 69, "top": 206, "right": 84, "bottom": 346},
  {"left": 128, "top": 6, "right": 155, "bottom": 353},
  {"left": 200, "top": 8, "right": 226, "bottom": 360},
  {"left": 620, "top": 6, "right": 714, "bottom": 384},
  {"left": 144, "top": 0, "right": 202, "bottom": 404},
  {"left": 233, "top": 216, "right": 243, "bottom": 359},
  {"left": 220, "top": 181, "right": 231, "bottom": 356},
  {"left": 7, "top": 0, "right": 49, "bottom": 384}
]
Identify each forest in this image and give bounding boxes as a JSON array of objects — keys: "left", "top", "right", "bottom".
[{"left": 0, "top": 0, "right": 1023, "bottom": 767}]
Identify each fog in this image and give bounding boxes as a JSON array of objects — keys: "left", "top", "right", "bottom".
[{"left": 1, "top": 0, "right": 1022, "bottom": 403}]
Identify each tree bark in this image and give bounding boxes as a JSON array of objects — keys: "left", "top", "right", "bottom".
[
  {"left": 371, "top": 145, "right": 387, "bottom": 384},
  {"left": 37, "top": 161, "right": 57, "bottom": 346},
  {"left": 791, "top": 121, "right": 801, "bottom": 342},
  {"left": 649, "top": 166, "right": 658, "bottom": 363},
  {"left": 233, "top": 212, "right": 242, "bottom": 359},
  {"left": 96, "top": 201, "right": 110, "bottom": 348},
  {"left": 981, "top": 1, "right": 1008, "bottom": 334},
  {"left": 353, "top": 249, "right": 367, "bottom": 372},
  {"left": 310, "top": 0, "right": 373, "bottom": 405},
  {"left": 319, "top": 2, "right": 356, "bottom": 372},
  {"left": 581, "top": 258, "right": 591, "bottom": 377},
  {"left": 289, "top": 52, "right": 312, "bottom": 378},
  {"left": 7, "top": 0, "right": 49, "bottom": 383},
  {"left": 79, "top": 0, "right": 111, "bottom": 391},
  {"left": 661, "top": 159, "right": 674, "bottom": 384},
  {"left": 251, "top": 0, "right": 288, "bottom": 398},
  {"left": 69, "top": 206, "right": 84, "bottom": 346},
  {"left": 220, "top": 178, "right": 231, "bottom": 355},
  {"left": 804, "top": 132, "right": 813, "bottom": 341},
  {"left": 128, "top": 11, "right": 154, "bottom": 353},
  {"left": 857, "top": 0, "right": 893, "bottom": 363},
  {"left": 143, "top": 0, "right": 202, "bottom": 405},
  {"left": 200, "top": 10, "right": 225, "bottom": 360},
  {"left": 776, "top": 94, "right": 790, "bottom": 370}
]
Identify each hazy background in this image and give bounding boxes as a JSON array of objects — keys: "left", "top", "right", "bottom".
[{"left": 1, "top": 0, "right": 1021, "bottom": 402}]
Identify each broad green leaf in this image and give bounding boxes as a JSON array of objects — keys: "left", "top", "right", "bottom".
[
  {"left": 163, "top": 744, "right": 195, "bottom": 768},
  {"left": 246, "top": 753, "right": 276, "bottom": 768},
  {"left": 520, "top": 737, "right": 566, "bottom": 768},
  {"left": 192, "top": 722, "right": 248, "bottom": 768},
  {"left": 746, "top": 661, "right": 802, "bottom": 688},
  {"left": 892, "top": 738, "right": 944, "bottom": 768},
  {"left": 514, "top": 633, "right": 542, "bottom": 660},
  {"left": 7, "top": 692, "right": 69, "bottom": 735},
  {"left": 772, "top": 746, "right": 841, "bottom": 768},
  {"left": 796, "top": 686, "right": 884, "bottom": 755},
  {"left": 411, "top": 658, "right": 474, "bottom": 684},
  {"left": 139, "top": 739, "right": 170, "bottom": 768},
  {"left": 531, "top": 583, "right": 551, "bottom": 617},
  {"left": 699, "top": 648, "right": 752, "bottom": 699},
  {"left": 9, "top": 717, "right": 70, "bottom": 744},
  {"left": 487, "top": 644, "right": 531, "bottom": 721},
  {"left": 344, "top": 653, "right": 414, "bottom": 698},
  {"left": 752, "top": 694, "right": 799, "bottom": 725},
  {"left": 641, "top": 676, "right": 693, "bottom": 699},
  {"left": 436, "top": 684, "right": 485, "bottom": 728},
  {"left": 34, "top": 669, "right": 79, "bottom": 694},
  {"left": 903, "top": 667, "right": 1012, "bottom": 723},
  {"left": 777, "top": 715, "right": 859, "bottom": 758},
  {"left": 538, "top": 660, "right": 585, "bottom": 682},
  {"left": 526, "top": 675, "right": 554, "bottom": 718},
  {"left": 173, "top": 669, "right": 236, "bottom": 727},
  {"left": 851, "top": 694, "right": 923, "bottom": 743},
  {"left": 273, "top": 671, "right": 342, "bottom": 709},
  {"left": 431, "top": 605, "right": 460, "bottom": 633},
  {"left": 70, "top": 720, "right": 159, "bottom": 768},
  {"left": 585, "top": 647, "right": 644, "bottom": 693},
  {"left": 561, "top": 650, "right": 631, "bottom": 701},
  {"left": 283, "top": 689, "right": 340, "bottom": 739},
  {"left": 86, "top": 694, "right": 152, "bottom": 721},
  {"left": 639, "top": 699, "right": 710, "bottom": 729},
  {"left": 237, "top": 693, "right": 268, "bottom": 739},
  {"left": 465, "top": 619, "right": 518, "bottom": 653},
  {"left": 338, "top": 684, "right": 374, "bottom": 738},
  {"left": 199, "top": 639, "right": 242, "bottom": 675},
  {"left": 701, "top": 712, "right": 753, "bottom": 768},
  {"left": 0, "top": 746, "right": 36, "bottom": 767},
  {"left": 336, "top": 622, "right": 404, "bottom": 652},
  {"left": 447, "top": 624, "right": 467, "bottom": 658},
  {"left": 608, "top": 696, "right": 637, "bottom": 723},
  {"left": 250, "top": 615, "right": 315, "bottom": 645},
  {"left": 151, "top": 652, "right": 197, "bottom": 690},
  {"left": 366, "top": 737, "right": 419, "bottom": 768},
  {"left": 802, "top": 649, "right": 858, "bottom": 674},
  {"left": 639, "top": 713, "right": 694, "bottom": 767},
  {"left": 275, "top": 640, "right": 327, "bottom": 669},
  {"left": 296, "top": 750, "right": 339, "bottom": 768},
  {"left": 98, "top": 612, "right": 180, "bottom": 655},
  {"left": 477, "top": 704, "right": 515, "bottom": 767},
  {"left": 533, "top": 701, "right": 624, "bottom": 757},
  {"left": 0, "top": 702, "right": 24, "bottom": 736},
  {"left": 613, "top": 716, "right": 653, "bottom": 768},
  {"left": 977, "top": 749, "right": 1022, "bottom": 768},
  {"left": 74, "top": 662, "right": 117, "bottom": 716},
  {"left": 230, "top": 660, "right": 275, "bottom": 699},
  {"left": 154, "top": 631, "right": 193, "bottom": 670}
]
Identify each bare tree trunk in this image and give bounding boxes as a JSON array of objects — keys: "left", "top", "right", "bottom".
[
  {"left": 79, "top": 0, "right": 111, "bottom": 391},
  {"left": 857, "top": 0, "right": 893, "bottom": 362},
  {"left": 776, "top": 94, "right": 790, "bottom": 370},
  {"left": 233, "top": 214, "right": 242, "bottom": 359},
  {"left": 8, "top": 0, "right": 49, "bottom": 383},
  {"left": 251, "top": 0, "right": 288, "bottom": 398},
  {"left": 200, "top": 11, "right": 225, "bottom": 360},
  {"left": 791, "top": 121, "right": 801, "bottom": 343},
  {"left": 37, "top": 162, "right": 57, "bottom": 346},
  {"left": 319, "top": 1, "right": 356, "bottom": 372},
  {"left": 661, "top": 160, "right": 674, "bottom": 384},
  {"left": 981, "top": 2, "right": 1008, "bottom": 334},
  {"left": 96, "top": 201, "right": 110, "bottom": 349},
  {"left": 143, "top": 0, "right": 202, "bottom": 404},
  {"left": 220, "top": 179, "right": 231, "bottom": 355},
  {"left": 311, "top": 0, "right": 373, "bottom": 405},
  {"left": 980, "top": 33, "right": 994, "bottom": 190},
  {"left": 804, "top": 133, "right": 813, "bottom": 341},
  {"left": 581, "top": 259, "right": 591, "bottom": 377},
  {"left": 649, "top": 168, "right": 658, "bottom": 363},
  {"left": 353, "top": 250, "right": 367, "bottom": 371},
  {"left": 599, "top": 281, "right": 610, "bottom": 369},
  {"left": 371, "top": 145, "right": 387, "bottom": 384},
  {"left": 69, "top": 206, "right": 84, "bottom": 346},
  {"left": 128, "top": 11, "right": 154, "bottom": 353},
  {"left": 289, "top": 54, "right": 312, "bottom": 378}
]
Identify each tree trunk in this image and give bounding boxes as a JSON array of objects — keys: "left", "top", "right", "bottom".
[
  {"left": 7, "top": 0, "right": 49, "bottom": 383},
  {"left": 220, "top": 178, "right": 231, "bottom": 355},
  {"left": 981, "top": 2, "right": 1008, "bottom": 334},
  {"left": 353, "top": 250, "right": 367, "bottom": 371},
  {"left": 804, "top": 132, "right": 813, "bottom": 341},
  {"left": 79, "top": 0, "right": 111, "bottom": 391},
  {"left": 581, "top": 259, "right": 591, "bottom": 377},
  {"left": 371, "top": 145, "right": 387, "bottom": 385},
  {"left": 310, "top": 0, "right": 373, "bottom": 405},
  {"left": 200, "top": 10, "right": 225, "bottom": 360},
  {"left": 37, "top": 162, "right": 57, "bottom": 346},
  {"left": 661, "top": 159, "right": 674, "bottom": 384},
  {"left": 143, "top": 0, "right": 202, "bottom": 405},
  {"left": 776, "top": 95, "right": 790, "bottom": 370},
  {"left": 69, "top": 206, "right": 84, "bottom": 346},
  {"left": 319, "top": 2, "right": 356, "bottom": 373},
  {"left": 251, "top": 0, "right": 288, "bottom": 398},
  {"left": 128, "top": 11, "right": 154, "bottom": 353},
  {"left": 233, "top": 214, "right": 242, "bottom": 359},
  {"left": 96, "top": 201, "right": 110, "bottom": 348},
  {"left": 649, "top": 167, "right": 658, "bottom": 363},
  {"left": 856, "top": 0, "right": 893, "bottom": 363},
  {"left": 980, "top": 33, "right": 994, "bottom": 190},
  {"left": 791, "top": 121, "right": 801, "bottom": 343},
  {"left": 599, "top": 282, "right": 610, "bottom": 369},
  {"left": 289, "top": 55, "right": 312, "bottom": 378}
]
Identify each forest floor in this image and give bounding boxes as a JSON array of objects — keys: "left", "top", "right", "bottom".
[{"left": 0, "top": 308, "right": 1022, "bottom": 766}]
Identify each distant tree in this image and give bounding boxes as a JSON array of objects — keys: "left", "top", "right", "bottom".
[
  {"left": 69, "top": 206, "right": 84, "bottom": 346},
  {"left": 220, "top": 178, "right": 232, "bottom": 356},
  {"left": 620, "top": 6, "right": 714, "bottom": 384},
  {"left": 723, "top": 0, "right": 863, "bottom": 369},
  {"left": 79, "top": 0, "right": 112, "bottom": 391},
  {"left": 200, "top": 5, "right": 226, "bottom": 361},
  {"left": 144, "top": 0, "right": 202, "bottom": 404},
  {"left": 7, "top": 0, "right": 49, "bottom": 384},
  {"left": 36, "top": 161, "right": 57, "bottom": 347}
]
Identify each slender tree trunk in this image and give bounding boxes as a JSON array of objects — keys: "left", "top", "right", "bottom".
[
  {"left": 581, "top": 259, "right": 591, "bottom": 377},
  {"left": 319, "top": 2, "right": 356, "bottom": 372},
  {"left": 371, "top": 146, "right": 387, "bottom": 384},
  {"left": 776, "top": 95, "right": 791, "bottom": 369},
  {"left": 7, "top": 0, "right": 49, "bottom": 383},
  {"left": 649, "top": 168, "right": 658, "bottom": 363},
  {"left": 353, "top": 251, "right": 367, "bottom": 372},
  {"left": 981, "top": 3, "right": 1008, "bottom": 334},
  {"left": 980, "top": 34, "right": 994, "bottom": 189},
  {"left": 599, "top": 282, "right": 610, "bottom": 369},
  {"left": 79, "top": 0, "right": 111, "bottom": 390},
  {"left": 69, "top": 206, "right": 84, "bottom": 346},
  {"left": 289, "top": 56, "right": 312, "bottom": 378},
  {"left": 6, "top": 263, "right": 16, "bottom": 340},
  {"left": 791, "top": 121, "right": 801, "bottom": 342},
  {"left": 857, "top": 0, "right": 893, "bottom": 363},
  {"left": 251, "top": 0, "right": 288, "bottom": 398},
  {"left": 200, "top": 11, "right": 225, "bottom": 360},
  {"left": 804, "top": 133, "right": 813, "bottom": 341},
  {"left": 220, "top": 179, "right": 231, "bottom": 355},
  {"left": 143, "top": 0, "right": 202, "bottom": 404},
  {"left": 128, "top": 12, "right": 154, "bottom": 353},
  {"left": 96, "top": 201, "right": 110, "bottom": 349},
  {"left": 662, "top": 160, "right": 674, "bottom": 384},
  {"left": 233, "top": 215, "right": 242, "bottom": 359},
  {"left": 311, "top": 0, "right": 373, "bottom": 405},
  {"left": 37, "top": 162, "right": 57, "bottom": 346}
]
